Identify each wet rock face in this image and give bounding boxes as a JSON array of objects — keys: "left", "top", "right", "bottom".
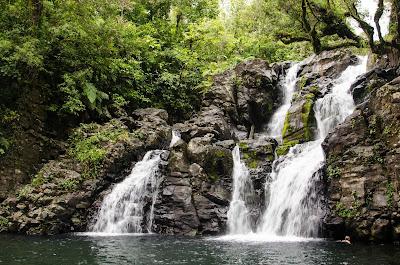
[
  {"left": 152, "top": 59, "right": 285, "bottom": 235},
  {"left": 282, "top": 50, "right": 358, "bottom": 146},
  {"left": 0, "top": 88, "right": 66, "bottom": 201},
  {"left": 204, "top": 59, "right": 283, "bottom": 134},
  {"left": 323, "top": 77, "right": 400, "bottom": 242},
  {"left": 0, "top": 108, "right": 171, "bottom": 235},
  {"left": 152, "top": 139, "right": 232, "bottom": 235},
  {"left": 351, "top": 67, "right": 400, "bottom": 105}
]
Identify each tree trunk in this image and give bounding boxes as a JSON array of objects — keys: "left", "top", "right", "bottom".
[
  {"left": 374, "top": 0, "right": 385, "bottom": 47},
  {"left": 301, "top": 0, "right": 322, "bottom": 53}
]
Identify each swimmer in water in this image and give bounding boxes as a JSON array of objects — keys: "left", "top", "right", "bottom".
[{"left": 338, "top": 236, "right": 351, "bottom": 244}]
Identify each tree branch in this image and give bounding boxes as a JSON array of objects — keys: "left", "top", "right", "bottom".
[{"left": 374, "top": 0, "right": 386, "bottom": 46}]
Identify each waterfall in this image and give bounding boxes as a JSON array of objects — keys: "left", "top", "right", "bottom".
[
  {"left": 227, "top": 145, "right": 253, "bottom": 234},
  {"left": 92, "top": 150, "right": 165, "bottom": 234},
  {"left": 258, "top": 56, "right": 368, "bottom": 238},
  {"left": 266, "top": 63, "right": 300, "bottom": 141},
  {"left": 91, "top": 131, "right": 180, "bottom": 234},
  {"left": 169, "top": 130, "right": 181, "bottom": 148}
]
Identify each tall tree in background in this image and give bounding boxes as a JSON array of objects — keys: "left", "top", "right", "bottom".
[{"left": 272, "top": 0, "right": 360, "bottom": 53}]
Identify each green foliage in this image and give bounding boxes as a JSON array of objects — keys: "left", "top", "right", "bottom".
[
  {"left": 17, "top": 185, "right": 34, "bottom": 200},
  {"left": 0, "top": 134, "right": 10, "bottom": 156},
  {"left": 335, "top": 201, "right": 361, "bottom": 219},
  {"left": 0, "top": 0, "right": 319, "bottom": 125},
  {"left": 327, "top": 165, "right": 341, "bottom": 180},
  {"left": 0, "top": 108, "right": 19, "bottom": 156},
  {"left": 68, "top": 120, "right": 129, "bottom": 177},
  {"left": 0, "top": 216, "right": 8, "bottom": 229},
  {"left": 0, "top": 0, "right": 397, "bottom": 130},
  {"left": 386, "top": 181, "right": 395, "bottom": 208},
  {"left": 31, "top": 171, "right": 54, "bottom": 187},
  {"left": 59, "top": 179, "right": 80, "bottom": 191}
]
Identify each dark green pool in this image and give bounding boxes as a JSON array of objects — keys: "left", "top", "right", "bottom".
[{"left": 1, "top": 234, "right": 399, "bottom": 265}]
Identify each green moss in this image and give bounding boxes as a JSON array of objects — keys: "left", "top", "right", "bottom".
[
  {"left": 368, "top": 115, "right": 381, "bottom": 136},
  {"left": 215, "top": 150, "right": 226, "bottom": 158},
  {"left": 231, "top": 74, "right": 243, "bottom": 88},
  {"left": 240, "top": 146, "right": 262, "bottom": 169},
  {"left": 248, "top": 160, "right": 258, "bottom": 169},
  {"left": 276, "top": 140, "right": 299, "bottom": 156},
  {"left": 282, "top": 112, "right": 292, "bottom": 138},
  {"left": 308, "top": 85, "right": 319, "bottom": 93},
  {"left": 238, "top": 142, "right": 249, "bottom": 151},
  {"left": 386, "top": 181, "right": 394, "bottom": 208},
  {"left": 292, "top": 92, "right": 300, "bottom": 101},
  {"left": 351, "top": 118, "right": 357, "bottom": 129},
  {"left": 301, "top": 94, "right": 315, "bottom": 141},
  {"left": 298, "top": 76, "right": 308, "bottom": 89}
]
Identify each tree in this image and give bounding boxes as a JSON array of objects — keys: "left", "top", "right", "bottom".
[{"left": 269, "top": 0, "right": 360, "bottom": 53}]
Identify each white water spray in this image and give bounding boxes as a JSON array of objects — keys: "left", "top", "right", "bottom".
[
  {"left": 169, "top": 130, "right": 181, "bottom": 148},
  {"left": 227, "top": 145, "right": 253, "bottom": 234},
  {"left": 92, "top": 150, "right": 165, "bottom": 234},
  {"left": 266, "top": 63, "right": 300, "bottom": 141},
  {"left": 258, "top": 57, "right": 368, "bottom": 238},
  {"left": 92, "top": 132, "right": 181, "bottom": 234}
]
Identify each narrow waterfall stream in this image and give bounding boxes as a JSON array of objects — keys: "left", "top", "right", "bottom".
[
  {"left": 91, "top": 132, "right": 179, "bottom": 234},
  {"left": 92, "top": 150, "right": 165, "bottom": 234},
  {"left": 227, "top": 145, "right": 253, "bottom": 234},
  {"left": 266, "top": 63, "right": 300, "bottom": 141}
]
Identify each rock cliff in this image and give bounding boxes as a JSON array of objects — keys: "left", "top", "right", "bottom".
[{"left": 323, "top": 72, "right": 400, "bottom": 242}]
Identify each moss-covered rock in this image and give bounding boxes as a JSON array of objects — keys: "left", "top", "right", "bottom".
[
  {"left": 276, "top": 140, "right": 299, "bottom": 156},
  {"left": 282, "top": 95, "right": 316, "bottom": 144}
]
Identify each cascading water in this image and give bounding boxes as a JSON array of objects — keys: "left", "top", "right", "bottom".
[
  {"left": 169, "top": 130, "right": 181, "bottom": 148},
  {"left": 227, "top": 145, "right": 254, "bottom": 234},
  {"left": 266, "top": 63, "right": 300, "bottom": 141},
  {"left": 92, "top": 150, "right": 165, "bottom": 234},
  {"left": 92, "top": 131, "right": 180, "bottom": 234},
  {"left": 258, "top": 56, "right": 368, "bottom": 238}
]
